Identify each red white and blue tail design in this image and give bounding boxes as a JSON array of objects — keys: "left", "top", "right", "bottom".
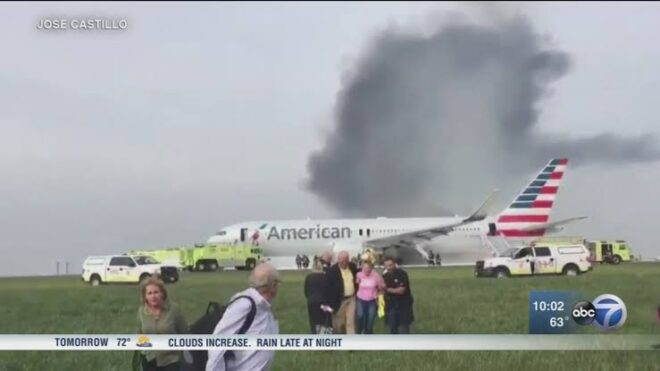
[{"left": 495, "top": 159, "right": 568, "bottom": 237}]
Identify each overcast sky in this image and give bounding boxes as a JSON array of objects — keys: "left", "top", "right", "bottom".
[{"left": 1, "top": 2, "right": 659, "bottom": 276}]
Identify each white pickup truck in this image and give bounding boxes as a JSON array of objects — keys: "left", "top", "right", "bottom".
[
  {"left": 81, "top": 255, "right": 179, "bottom": 286},
  {"left": 475, "top": 244, "right": 592, "bottom": 278}
]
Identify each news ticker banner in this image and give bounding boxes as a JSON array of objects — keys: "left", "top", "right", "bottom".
[{"left": 0, "top": 335, "right": 658, "bottom": 351}]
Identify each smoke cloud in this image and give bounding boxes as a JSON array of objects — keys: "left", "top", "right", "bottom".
[{"left": 305, "top": 11, "right": 660, "bottom": 217}]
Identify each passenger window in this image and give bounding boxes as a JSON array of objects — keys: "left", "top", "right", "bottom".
[
  {"left": 534, "top": 247, "right": 551, "bottom": 257},
  {"left": 109, "top": 257, "right": 122, "bottom": 266},
  {"left": 110, "top": 257, "right": 133, "bottom": 266}
]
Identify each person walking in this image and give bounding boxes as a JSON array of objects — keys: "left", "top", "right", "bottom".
[
  {"left": 304, "top": 261, "right": 329, "bottom": 333},
  {"left": 137, "top": 276, "right": 188, "bottom": 371},
  {"left": 383, "top": 256, "right": 414, "bottom": 334},
  {"left": 206, "top": 263, "right": 281, "bottom": 371},
  {"left": 355, "top": 260, "right": 385, "bottom": 334},
  {"left": 324, "top": 251, "right": 358, "bottom": 334}
]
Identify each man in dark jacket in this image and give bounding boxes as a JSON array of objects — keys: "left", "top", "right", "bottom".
[
  {"left": 324, "top": 250, "right": 358, "bottom": 334},
  {"left": 304, "top": 261, "right": 329, "bottom": 334},
  {"left": 383, "top": 256, "right": 414, "bottom": 334}
]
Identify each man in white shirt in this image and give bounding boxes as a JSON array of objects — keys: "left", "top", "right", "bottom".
[{"left": 206, "top": 263, "right": 281, "bottom": 371}]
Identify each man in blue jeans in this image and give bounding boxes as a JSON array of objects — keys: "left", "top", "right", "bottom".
[{"left": 383, "top": 257, "right": 414, "bottom": 334}]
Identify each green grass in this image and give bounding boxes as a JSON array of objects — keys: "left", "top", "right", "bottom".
[{"left": 0, "top": 263, "right": 659, "bottom": 371}]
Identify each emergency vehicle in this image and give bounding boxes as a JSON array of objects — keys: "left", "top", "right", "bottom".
[
  {"left": 127, "top": 243, "right": 262, "bottom": 272},
  {"left": 475, "top": 242, "right": 592, "bottom": 278},
  {"left": 125, "top": 247, "right": 185, "bottom": 269},
  {"left": 586, "top": 240, "right": 632, "bottom": 264},
  {"left": 81, "top": 255, "right": 179, "bottom": 286},
  {"left": 524, "top": 237, "right": 633, "bottom": 265}
]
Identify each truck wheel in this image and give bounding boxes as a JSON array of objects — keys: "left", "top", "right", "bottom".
[
  {"left": 495, "top": 267, "right": 510, "bottom": 279},
  {"left": 139, "top": 273, "right": 150, "bottom": 283},
  {"left": 196, "top": 262, "right": 206, "bottom": 272},
  {"left": 207, "top": 261, "right": 218, "bottom": 271},
  {"left": 562, "top": 264, "right": 579, "bottom": 276},
  {"left": 611, "top": 255, "right": 622, "bottom": 265},
  {"left": 90, "top": 275, "right": 102, "bottom": 286},
  {"left": 245, "top": 259, "right": 256, "bottom": 271}
]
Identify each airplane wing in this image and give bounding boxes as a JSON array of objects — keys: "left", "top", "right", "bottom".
[
  {"left": 519, "top": 216, "right": 588, "bottom": 233},
  {"left": 363, "top": 190, "right": 499, "bottom": 251}
]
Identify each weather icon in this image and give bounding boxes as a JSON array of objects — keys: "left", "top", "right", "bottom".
[{"left": 136, "top": 335, "right": 152, "bottom": 348}]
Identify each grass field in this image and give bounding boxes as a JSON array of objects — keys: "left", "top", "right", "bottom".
[{"left": 1, "top": 263, "right": 659, "bottom": 371}]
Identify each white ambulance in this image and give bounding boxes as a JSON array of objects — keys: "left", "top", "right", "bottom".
[
  {"left": 81, "top": 255, "right": 179, "bottom": 286},
  {"left": 475, "top": 243, "right": 592, "bottom": 278}
]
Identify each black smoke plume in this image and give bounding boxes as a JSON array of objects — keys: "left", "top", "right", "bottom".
[{"left": 306, "top": 11, "right": 660, "bottom": 217}]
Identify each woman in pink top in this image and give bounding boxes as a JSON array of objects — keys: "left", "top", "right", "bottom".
[{"left": 355, "top": 260, "right": 385, "bottom": 334}]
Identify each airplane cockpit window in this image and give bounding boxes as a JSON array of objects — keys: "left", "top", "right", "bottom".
[{"left": 216, "top": 230, "right": 227, "bottom": 236}]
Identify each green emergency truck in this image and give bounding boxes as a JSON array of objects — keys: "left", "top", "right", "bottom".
[
  {"left": 127, "top": 243, "right": 262, "bottom": 272},
  {"left": 586, "top": 240, "right": 632, "bottom": 264},
  {"left": 530, "top": 237, "right": 633, "bottom": 265},
  {"left": 126, "top": 247, "right": 185, "bottom": 269},
  {"left": 183, "top": 243, "right": 262, "bottom": 272}
]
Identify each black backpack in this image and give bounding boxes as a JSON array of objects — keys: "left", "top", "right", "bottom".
[{"left": 182, "top": 295, "right": 256, "bottom": 371}]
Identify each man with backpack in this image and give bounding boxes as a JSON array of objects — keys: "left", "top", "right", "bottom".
[{"left": 206, "top": 263, "right": 281, "bottom": 371}]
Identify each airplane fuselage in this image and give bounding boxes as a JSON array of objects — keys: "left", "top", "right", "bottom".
[{"left": 208, "top": 216, "right": 491, "bottom": 257}]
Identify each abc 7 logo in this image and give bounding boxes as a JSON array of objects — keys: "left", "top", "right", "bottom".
[{"left": 572, "top": 294, "right": 627, "bottom": 330}]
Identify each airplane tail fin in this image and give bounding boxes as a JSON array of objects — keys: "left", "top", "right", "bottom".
[{"left": 495, "top": 158, "right": 569, "bottom": 237}]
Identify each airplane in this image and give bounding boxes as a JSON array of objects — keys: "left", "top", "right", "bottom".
[{"left": 207, "top": 159, "right": 586, "bottom": 262}]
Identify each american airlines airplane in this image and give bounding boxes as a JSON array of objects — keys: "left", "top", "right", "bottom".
[{"left": 207, "top": 159, "right": 586, "bottom": 261}]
